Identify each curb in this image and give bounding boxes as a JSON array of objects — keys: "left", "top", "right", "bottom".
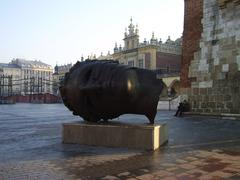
[{"left": 183, "top": 112, "right": 240, "bottom": 120}]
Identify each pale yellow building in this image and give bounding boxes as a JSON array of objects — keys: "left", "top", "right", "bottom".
[
  {"left": 112, "top": 18, "right": 182, "bottom": 72},
  {"left": 52, "top": 63, "right": 72, "bottom": 95},
  {"left": 11, "top": 59, "right": 53, "bottom": 95},
  {"left": 97, "top": 52, "right": 113, "bottom": 60},
  {"left": 0, "top": 59, "right": 53, "bottom": 96}
]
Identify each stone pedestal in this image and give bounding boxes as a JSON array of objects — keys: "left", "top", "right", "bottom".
[{"left": 62, "top": 122, "right": 168, "bottom": 150}]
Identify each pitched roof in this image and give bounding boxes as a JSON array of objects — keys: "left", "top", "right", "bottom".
[
  {"left": 0, "top": 63, "right": 21, "bottom": 69},
  {"left": 11, "top": 59, "right": 52, "bottom": 69}
]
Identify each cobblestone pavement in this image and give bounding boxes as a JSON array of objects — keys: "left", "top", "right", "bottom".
[{"left": 0, "top": 104, "right": 240, "bottom": 179}]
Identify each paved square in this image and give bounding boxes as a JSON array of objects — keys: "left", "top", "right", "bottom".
[{"left": 0, "top": 104, "right": 240, "bottom": 179}]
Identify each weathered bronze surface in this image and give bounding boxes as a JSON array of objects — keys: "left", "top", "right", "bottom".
[{"left": 59, "top": 60, "right": 163, "bottom": 124}]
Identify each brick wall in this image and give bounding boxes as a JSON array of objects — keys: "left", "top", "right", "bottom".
[
  {"left": 181, "top": 0, "right": 203, "bottom": 88},
  {"left": 156, "top": 52, "right": 181, "bottom": 71},
  {"left": 10, "top": 94, "right": 62, "bottom": 103}
]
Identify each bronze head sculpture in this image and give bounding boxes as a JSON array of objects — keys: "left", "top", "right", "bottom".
[{"left": 59, "top": 60, "right": 163, "bottom": 124}]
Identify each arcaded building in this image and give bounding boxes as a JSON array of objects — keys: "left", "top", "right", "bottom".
[{"left": 181, "top": 0, "right": 240, "bottom": 114}]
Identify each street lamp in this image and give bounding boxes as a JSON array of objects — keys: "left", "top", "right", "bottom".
[{"left": 167, "top": 88, "right": 171, "bottom": 111}]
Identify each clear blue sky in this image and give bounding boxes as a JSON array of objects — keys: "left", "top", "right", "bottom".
[{"left": 0, "top": 0, "right": 184, "bottom": 67}]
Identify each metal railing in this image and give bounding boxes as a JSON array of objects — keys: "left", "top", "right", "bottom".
[{"left": 0, "top": 75, "right": 60, "bottom": 98}]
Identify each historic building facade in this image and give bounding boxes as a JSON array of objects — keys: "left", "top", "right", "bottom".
[
  {"left": 181, "top": 0, "right": 240, "bottom": 114},
  {"left": 112, "top": 19, "right": 182, "bottom": 73},
  {"left": 11, "top": 59, "right": 53, "bottom": 95},
  {"left": 0, "top": 59, "right": 53, "bottom": 96},
  {"left": 53, "top": 63, "right": 72, "bottom": 82},
  {"left": 52, "top": 63, "right": 72, "bottom": 95},
  {"left": 0, "top": 63, "right": 21, "bottom": 96}
]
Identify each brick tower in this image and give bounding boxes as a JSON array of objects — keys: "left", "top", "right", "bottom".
[
  {"left": 181, "top": 0, "right": 240, "bottom": 114},
  {"left": 181, "top": 0, "right": 203, "bottom": 89}
]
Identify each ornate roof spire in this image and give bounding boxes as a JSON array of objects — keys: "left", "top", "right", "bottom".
[
  {"left": 152, "top": 32, "right": 155, "bottom": 39},
  {"left": 135, "top": 24, "right": 139, "bottom": 34},
  {"left": 114, "top": 42, "right": 119, "bottom": 52},
  {"left": 124, "top": 28, "right": 127, "bottom": 37},
  {"left": 128, "top": 17, "right": 135, "bottom": 35}
]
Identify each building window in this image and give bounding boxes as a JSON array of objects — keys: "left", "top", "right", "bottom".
[
  {"left": 138, "top": 59, "right": 144, "bottom": 68},
  {"left": 128, "top": 61, "right": 134, "bottom": 67},
  {"left": 166, "top": 65, "right": 169, "bottom": 72}
]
